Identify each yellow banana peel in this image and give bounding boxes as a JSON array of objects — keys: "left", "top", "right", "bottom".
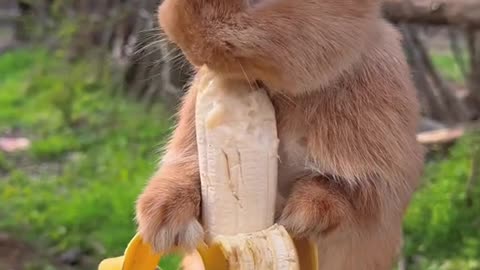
[{"left": 98, "top": 231, "right": 318, "bottom": 270}]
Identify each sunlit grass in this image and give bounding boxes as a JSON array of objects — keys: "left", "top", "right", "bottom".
[{"left": 0, "top": 48, "right": 180, "bottom": 269}]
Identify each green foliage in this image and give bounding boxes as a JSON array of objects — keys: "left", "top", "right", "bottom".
[
  {"left": 0, "top": 151, "right": 12, "bottom": 172},
  {"left": 404, "top": 134, "right": 480, "bottom": 270},
  {"left": 431, "top": 52, "right": 468, "bottom": 83},
  {"left": 0, "top": 48, "right": 180, "bottom": 268}
]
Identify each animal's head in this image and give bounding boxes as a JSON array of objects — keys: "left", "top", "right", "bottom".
[{"left": 158, "top": 0, "right": 380, "bottom": 94}]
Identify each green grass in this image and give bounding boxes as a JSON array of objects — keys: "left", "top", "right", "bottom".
[
  {"left": 0, "top": 48, "right": 479, "bottom": 270},
  {"left": 431, "top": 52, "right": 468, "bottom": 83},
  {"left": 0, "top": 48, "right": 181, "bottom": 269},
  {"left": 403, "top": 134, "right": 480, "bottom": 270}
]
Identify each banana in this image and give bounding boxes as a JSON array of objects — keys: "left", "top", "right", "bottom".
[{"left": 195, "top": 69, "right": 302, "bottom": 270}]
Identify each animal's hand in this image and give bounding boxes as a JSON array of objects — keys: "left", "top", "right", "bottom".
[
  {"left": 278, "top": 176, "right": 347, "bottom": 239},
  {"left": 135, "top": 176, "right": 203, "bottom": 253}
]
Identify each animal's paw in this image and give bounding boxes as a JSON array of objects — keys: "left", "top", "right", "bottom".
[
  {"left": 135, "top": 181, "right": 203, "bottom": 253},
  {"left": 277, "top": 178, "right": 345, "bottom": 239},
  {"left": 141, "top": 218, "right": 204, "bottom": 253},
  {"left": 278, "top": 199, "right": 327, "bottom": 239}
]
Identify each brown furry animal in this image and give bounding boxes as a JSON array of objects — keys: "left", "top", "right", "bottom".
[{"left": 135, "top": 0, "right": 425, "bottom": 269}]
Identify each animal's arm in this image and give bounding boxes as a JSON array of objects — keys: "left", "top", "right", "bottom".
[
  {"left": 135, "top": 76, "right": 203, "bottom": 252},
  {"left": 279, "top": 173, "right": 381, "bottom": 238},
  {"left": 156, "top": 83, "right": 199, "bottom": 182}
]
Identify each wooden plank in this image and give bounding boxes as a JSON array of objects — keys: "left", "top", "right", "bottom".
[{"left": 383, "top": 0, "right": 480, "bottom": 28}]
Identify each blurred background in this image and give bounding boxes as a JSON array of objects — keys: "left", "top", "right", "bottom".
[{"left": 0, "top": 0, "right": 479, "bottom": 269}]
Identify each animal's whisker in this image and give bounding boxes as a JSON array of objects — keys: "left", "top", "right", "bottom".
[
  {"left": 138, "top": 27, "right": 162, "bottom": 34},
  {"left": 133, "top": 40, "right": 164, "bottom": 56},
  {"left": 238, "top": 62, "right": 255, "bottom": 92}
]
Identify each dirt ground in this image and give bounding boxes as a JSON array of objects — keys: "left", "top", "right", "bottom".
[
  {"left": 0, "top": 232, "right": 96, "bottom": 270},
  {"left": 0, "top": 233, "right": 57, "bottom": 270}
]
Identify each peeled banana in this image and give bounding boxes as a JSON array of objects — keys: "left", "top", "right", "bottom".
[{"left": 194, "top": 69, "right": 304, "bottom": 269}]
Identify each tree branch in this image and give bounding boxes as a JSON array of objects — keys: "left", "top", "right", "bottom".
[{"left": 384, "top": 0, "right": 480, "bottom": 28}]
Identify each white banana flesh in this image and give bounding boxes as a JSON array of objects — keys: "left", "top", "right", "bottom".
[
  {"left": 195, "top": 73, "right": 279, "bottom": 237},
  {"left": 195, "top": 69, "right": 300, "bottom": 269},
  {"left": 213, "top": 224, "right": 299, "bottom": 270}
]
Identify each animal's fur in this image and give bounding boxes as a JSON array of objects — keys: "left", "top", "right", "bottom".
[{"left": 135, "top": 0, "right": 425, "bottom": 269}]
